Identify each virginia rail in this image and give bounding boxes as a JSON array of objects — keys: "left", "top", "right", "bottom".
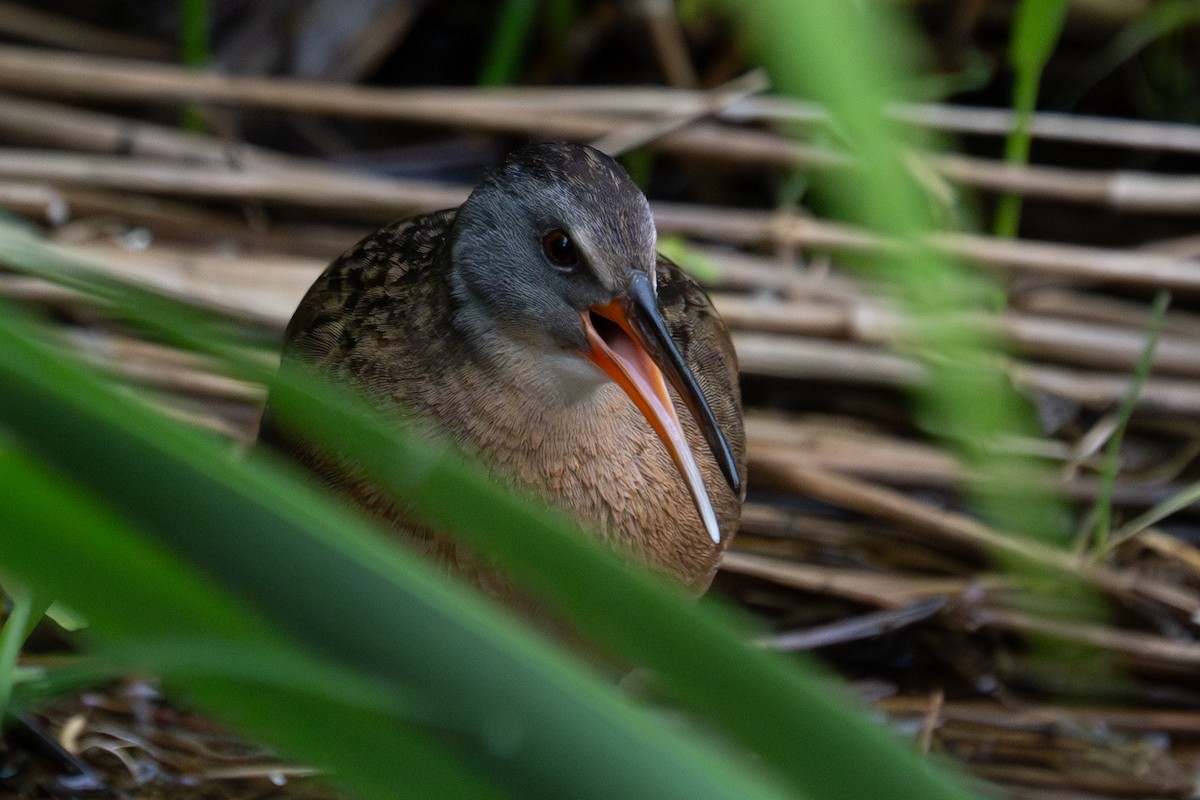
[{"left": 260, "top": 143, "right": 745, "bottom": 594}]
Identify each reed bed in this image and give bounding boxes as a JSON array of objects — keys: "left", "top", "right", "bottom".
[{"left": 2, "top": 5, "right": 1200, "bottom": 798}]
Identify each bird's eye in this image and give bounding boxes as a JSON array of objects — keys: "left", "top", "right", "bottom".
[{"left": 542, "top": 229, "right": 578, "bottom": 269}]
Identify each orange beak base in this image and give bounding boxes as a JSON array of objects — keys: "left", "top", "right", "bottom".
[{"left": 581, "top": 290, "right": 724, "bottom": 545}]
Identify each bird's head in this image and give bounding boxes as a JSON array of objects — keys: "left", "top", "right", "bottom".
[{"left": 447, "top": 142, "right": 740, "bottom": 544}]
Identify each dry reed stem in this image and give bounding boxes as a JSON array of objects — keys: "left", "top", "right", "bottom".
[
  {"left": 736, "top": 332, "right": 1200, "bottom": 415},
  {"left": 46, "top": 189, "right": 359, "bottom": 256},
  {"left": 0, "top": 180, "right": 68, "bottom": 224},
  {"left": 917, "top": 689, "right": 944, "bottom": 757},
  {"left": 974, "top": 769, "right": 1185, "bottom": 797},
  {"left": 0, "top": 274, "right": 83, "bottom": 306},
  {"left": 654, "top": 204, "right": 1200, "bottom": 291},
  {"left": 3, "top": 145, "right": 1197, "bottom": 294},
  {"left": 716, "top": 293, "right": 1200, "bottom": 377},
  {"left": 875, "top": 695, "right": 1200, "bottom": 735},
  {"left": 890, "top": 101, "right": 1200, "bottom": 156},
  {"left": 732, "top": 333, "right": 924, "bottom": 386},
  {"left": 4, "top": 46, "right": 1200, "bottom": 159},
  {"left": 0, "top": 149, "right": 468, "bottom": 216},
  {"left": 0, "top": 5, "right": 170, "bottom": 60},
  {"left": 746, "top": 414, "right": 1197, "bottom": 511},
  {"left": 0, "top": 46, "right": 842, "bottom": 171},
  {"left": 590, "top": 70, "right": 769, "bottom": 156},
  {"left": 935, "top": 153, "right": 1200, "bottom": 215},
  {"left": 1013, "top": 287, "right": 1200, "bottom": 339},
  {"left": 763, "top": 599, "right": 948, "bottom": 651},
  {"left": 750, "top": 460, "right": 1071, "bottom": 565},
  {"left": 8, "top": 63, "right": 1162, "bottom": 160},
  {"left": 33, "top": 239, "right": 322, "bottom": 326},
  {"left": 0, "top": 94, "right": 272, "bottom": 165},
  {"left": 1133, "top": 531, "right": 1200, "bottom": 582},
  {"left": 67, "top": 330, "right": 266, "bottom": 403},
  {"left": 720, "top": 550, "right": 978, "bottom": 607},
  {"left": 637, "top": 0, "right": 700, "bottom": 88},
  {"left": 749, "top": 459, "right": 1200, "bottom": 616},
  {"left": 7, "top": 229, "right": 1200, "bottom": 419},
  {"left": 746, "top": 414, "right": 964, "bottom": 484},
  {"left": 0, "top": 93, "right": 1197, "bottom": 292},
  {"left": 1010, "top": 363, "right": 1200, "bottom": 417},
  {"left": 974, "top": 608, "right": 1200, "bottom": 667},
  {"left": 5, "top": 49, "right": 1200, "bottom": 214}
]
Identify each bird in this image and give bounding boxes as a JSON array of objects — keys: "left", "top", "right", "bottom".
[{"left": 259, "top": 142, "right": 745, "bottom": 597}]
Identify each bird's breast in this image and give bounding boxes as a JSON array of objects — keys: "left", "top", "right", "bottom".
[{"left": 421, "top": 366, "right": 729, "bottom": 591}]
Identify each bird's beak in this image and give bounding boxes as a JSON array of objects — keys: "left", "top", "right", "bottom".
[{"left": 581, "top": 271, "right": 740, "bottom": 545}]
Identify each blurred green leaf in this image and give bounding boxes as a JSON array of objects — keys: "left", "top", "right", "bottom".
[
  {"left": 3, "top": 440, "right": 501, "bottom": 800},
  {"left": 44, "top": 602, "right": 87, "bottom": 633},
  {"left": 658, "top": 235, "right": 720, "bottom": 283},
  {"left": 0, "top": 297, "right": 799, "bottom": 800},
  {"left": 0, "top": 209, "right": 978, "bottom": 799}
]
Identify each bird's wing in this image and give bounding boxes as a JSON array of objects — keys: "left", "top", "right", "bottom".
[
  {"left": 280, "top": 208, "right": 458, "bottom": 369},
  {"left": 258, "top": 208, "right": 456, "bottom": 449}
]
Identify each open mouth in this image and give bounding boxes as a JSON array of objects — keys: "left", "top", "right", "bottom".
[
  {"left": 581, "top": 298, "right": 722, "bottom": 544},
  {"left": 588, "top": 310, "right": 656, "bottom": 390}
]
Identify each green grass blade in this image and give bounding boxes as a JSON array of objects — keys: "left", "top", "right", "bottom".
[
  {"left": 1090, "top": 290, "right": 1171, "bottom": 555},
  {"left": 0, "top": 568, "right": 55, "bottom": 720},
  {"left": 479, "top": 0, "right": 536, "bottom": 86},
  {"left": 994, "top": 0, "right": 1069, "bottom": 237},
  {"left": 1110, "top": 479, "right": 1200, "bottom": 549},
  {"left": 179, "top": 0, "right": 210, "bottom": 69},
  {"left": 177, "top": 0, "right": 210, "bottom": 132},
  {"left": 0, "top": 583, "right": 33, "bottom": 721},
  {"left": 1010, "top": 0, "right": 1070, "bottom": 76},
  {"left": 0, "top": 300, "right": 800, "bottom": 800},
  {"left": 0, "top": 440, "right": 504, "bottom": 800}
]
